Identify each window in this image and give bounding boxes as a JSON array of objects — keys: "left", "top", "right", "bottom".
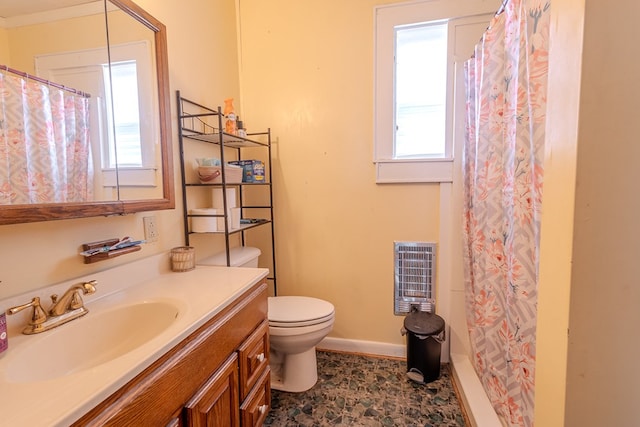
[
  {"left": 374, "top": 1, "right": 495, "bottom": 183},
  {"left": 103, "top": 61, "right": 143, "bottom": 168},
  {"left": 395, "top": 22, "right": 448, "bottom": 159}
]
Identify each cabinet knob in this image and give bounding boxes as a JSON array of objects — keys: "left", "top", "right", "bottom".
[
  {"left": 258, "top": 404, "right": 268, "bottom": 415},
  {"left": 256, "top": 352, "right": 265, "bottom": 362}
]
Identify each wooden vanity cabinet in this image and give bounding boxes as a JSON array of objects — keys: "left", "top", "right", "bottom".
[{"left": 72, "top": 280, "right": 269, "bottom": 427}]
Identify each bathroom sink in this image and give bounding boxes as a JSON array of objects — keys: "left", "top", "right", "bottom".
[{"left": 5, "top": 300, "right": 181, "bottom": 383}]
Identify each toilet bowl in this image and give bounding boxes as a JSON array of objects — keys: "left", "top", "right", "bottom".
[
  {"left": 198, "top": 247, "right": 335, "bottom": 392},
  {"left": 268, "top": 295, "right": 335, "bottom": 392}
]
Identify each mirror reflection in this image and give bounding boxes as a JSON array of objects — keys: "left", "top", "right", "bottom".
[
  {"left": 104, "top": 3, "right": 163, "bottom": 201},
  {"left": 0, "top": 0, "right": 164, "bottom": 205}
]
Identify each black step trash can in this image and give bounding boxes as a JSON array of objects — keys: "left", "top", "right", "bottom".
[{"left": 402, "top": 311, "right": 445, "bottom": 384}]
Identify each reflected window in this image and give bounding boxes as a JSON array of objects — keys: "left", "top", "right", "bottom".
[
  {"left": 104, "top": 61, "right": 142, "bottom": 168},
  {"left": 35, "top": 40, "right": 158, "bottom": 188}
]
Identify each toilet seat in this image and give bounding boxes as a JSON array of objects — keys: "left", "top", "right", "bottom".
[{"left": 268, "top": 296, "right": 335, "bottom": 328}]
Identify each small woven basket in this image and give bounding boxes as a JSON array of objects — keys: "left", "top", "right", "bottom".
[
  {"left": 197, "top": 165, "right": 243, "bottom": 184},
  {"left": 197, "top": 166, "right": 222, "bottom": 184},
  {"left": 170, "top": 246, "right": 195, "bottom": 272}
]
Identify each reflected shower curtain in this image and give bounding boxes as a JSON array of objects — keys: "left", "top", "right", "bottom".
[
  {"left": 0, "top": 72, "right": 92, "bottom": 204},
  {"left": 462, "top": 1, "right": 549, "bottom": 425}
]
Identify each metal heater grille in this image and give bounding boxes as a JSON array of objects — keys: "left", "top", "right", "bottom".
[{"left": 394, "top": 241, "right": 436, "bottom": 315}]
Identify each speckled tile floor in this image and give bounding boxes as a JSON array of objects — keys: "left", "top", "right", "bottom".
[{"left": 264, "top": 350, "right": 467, "bottom": 427}]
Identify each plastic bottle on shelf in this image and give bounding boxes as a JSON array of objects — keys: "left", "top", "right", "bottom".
[
  {"left": 0, "top": 313, "right": 7, "bottom": 354},
  {"left": 223, "top": 98, "right": 237, "bottom": 135},
  {"left": 237, "top": 117, "right": 247, "bottom": 138}
]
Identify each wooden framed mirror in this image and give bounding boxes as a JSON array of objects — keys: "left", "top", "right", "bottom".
[{"left": 0, "top": 0, "right": 174, "bottom": 225}]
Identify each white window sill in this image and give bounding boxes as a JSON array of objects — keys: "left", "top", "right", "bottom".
[
  {"left": 374, "top": 158, "right": 453, "bottom": 183},
  {"left": 103, "top": 168, "right": 158, "bottom": 187}
]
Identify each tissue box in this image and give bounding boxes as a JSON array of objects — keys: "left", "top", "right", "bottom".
[{"left": 229, "top": 160, "right": 265, "bottom": 183}]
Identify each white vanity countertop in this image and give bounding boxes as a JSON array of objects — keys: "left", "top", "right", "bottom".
[{"left": 0, "top": 254, "right": 269, "bottom": 427}]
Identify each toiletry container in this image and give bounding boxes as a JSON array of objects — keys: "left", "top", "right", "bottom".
[
  {"left": 0, "top": 313, "right": 8, "bottom": 354},
  {"left": 223, "top": 98, "right": 237, "bottom": 135}
]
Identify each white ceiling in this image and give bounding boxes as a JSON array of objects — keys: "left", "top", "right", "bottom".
[{"left": 0, "top": 0, "right": 97, "bottom": 18}]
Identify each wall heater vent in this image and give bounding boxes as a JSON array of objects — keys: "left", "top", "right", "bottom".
[{"left": 394, "top": 241, "right": 436, "bottom": 315}]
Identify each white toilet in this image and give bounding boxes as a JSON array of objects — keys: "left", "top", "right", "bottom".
[
  {"left": 268, "top": 295, "right": 335, "bottom": 392},
  {"left": 198, "top": 246, "right": 335, "bottom": 393},
  {"left": 197, "top": 246, "right": 263, "bottom": 269}
]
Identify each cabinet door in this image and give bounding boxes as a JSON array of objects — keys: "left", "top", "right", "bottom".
[
  {"left": 240, "top": 368, "right": 271, "bottom": 427},
  {"left": 165, "top": 418, "right": 183, "bottom": 427},
  {"left": 184, "top": 353, "right": 240, "bottom": 427},
  {"left": 238, "top": 320, "right": 269, "bottom": 401}
]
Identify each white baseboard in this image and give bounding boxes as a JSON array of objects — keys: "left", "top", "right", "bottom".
[
  {"left": 317, "top": 335, "right": 450, "bottom": 363},
  {"left": 317, "top": 337, "right": 406, "bottom": 358},
  {"left": 450, "top": 353, "right": 505, "bottom": 427}
]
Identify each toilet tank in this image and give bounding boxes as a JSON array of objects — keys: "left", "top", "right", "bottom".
[{"left": 197, "top": 246, "right": 261, "bottom": 268}]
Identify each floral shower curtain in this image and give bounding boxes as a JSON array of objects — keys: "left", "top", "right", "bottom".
[
  {"left": 462, "top": 0, "right": 550, "bottom": 425},
  {"left": 0, "top": 71, "right": 92, "bottom": 204}
]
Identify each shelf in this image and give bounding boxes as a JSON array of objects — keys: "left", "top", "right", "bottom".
[
  {"left": 185, "top": 182, "right": 271, "bottom": 187},
  {"left": 177, "top": 91, "right": 277, "bottom": 295},
  {"left": 188, "top": 220, "right": 271, "bottom": 235},
  {"left": 80, "top": 237, "right": 142, "bottom": 264},
  {"left": 180, "top": 129, "right": 269, "bottom": 148}
]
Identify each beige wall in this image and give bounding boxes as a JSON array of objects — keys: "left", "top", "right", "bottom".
[
  {"left": 564, "top": 0, "right": 640, "bottom": 425},
  {"left": 237, "top": 0, "right": 459, "bottom": 346},
  {"left": 0, "top": 27, "right": 9, "bottom": 63},
  {"left": 535, "top": 0, "right": 584, "bottom": 424},
  {"left": 7, "top": 14, "right": 107, "bottom": 73},
  {"left": 0, "top": 0, "right": 240, "bottom": 299},
  {"left": 234, "top": 0, "right": 499, "bottom": 355},
  {"left": 537, "top": 0, "right": 640, "bottom": 425}
]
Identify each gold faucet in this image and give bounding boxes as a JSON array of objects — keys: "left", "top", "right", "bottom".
[
  {"left": 6, "top": 280, "right": 97, "bottom": 334},
  {"left": 49, "top": 280, "right": 97, "bottom": 316}
]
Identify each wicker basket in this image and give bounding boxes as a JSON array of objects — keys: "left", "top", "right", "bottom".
[
  {"left": 170, "top": 246, "right": 195, "bottom": 272},
  {"left": 197, "top": 165, "right": 243, "bottom": 184}
]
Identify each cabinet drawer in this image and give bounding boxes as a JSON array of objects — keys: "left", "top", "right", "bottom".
[
  {"left": 240, "top": 367, "right": 271, "bottom": 427},
  {"left": 238, "top": 320, "right": 269, "bottom": 401}
]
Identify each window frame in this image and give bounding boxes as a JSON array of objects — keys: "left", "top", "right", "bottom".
[{"left": 373, "top": 0, "right": 497, "bottom": 184}]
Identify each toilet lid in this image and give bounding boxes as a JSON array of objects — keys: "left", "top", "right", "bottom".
[{"left": 268, "top": 296, "right": 335, "bottom": 327}]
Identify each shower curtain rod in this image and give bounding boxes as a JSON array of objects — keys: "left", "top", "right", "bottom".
[
  {"left": 496, "top": 0, "right": 509, "bottom": 15},
  {"left": 0, "top": 64, "right": 91, "bottom": 98}
]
